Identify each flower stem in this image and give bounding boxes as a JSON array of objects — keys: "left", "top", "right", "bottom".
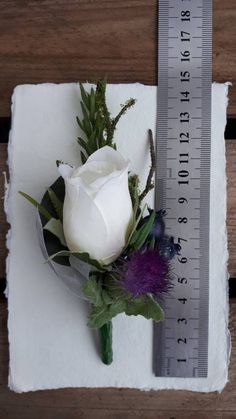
[
  {"left": 99, "top": 320, "right": 113, "bottom": 365},
  {"left": 139, "top": 129, "right": 156, "bottom": 203}
]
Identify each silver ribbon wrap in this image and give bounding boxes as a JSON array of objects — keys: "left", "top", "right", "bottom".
[{"left": 36, "top": 212, "right": 90, "bottom": 301}]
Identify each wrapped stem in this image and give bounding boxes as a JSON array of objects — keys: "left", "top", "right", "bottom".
[{"left": 99, "top": 320, "right": 113, "bottom": 365}]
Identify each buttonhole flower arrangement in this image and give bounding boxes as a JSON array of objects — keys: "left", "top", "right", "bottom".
[{"left": 19, "top": 80, "right": 180, "bottom": 365}]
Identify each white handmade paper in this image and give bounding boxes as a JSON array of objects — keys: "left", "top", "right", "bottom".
[{"left": 5, "top": 82, "right": 230, "bottom": 393}]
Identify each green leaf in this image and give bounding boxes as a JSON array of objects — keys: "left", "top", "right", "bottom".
[
  {"left": 82, "top": 276, "right": 103, "bottom": 306},
  {"left": 76, "top": 116, "right": 86, "bottom": 133},
  {"left": 81, "top": 101, "right": 90, "bottom": 123},
  {"left": 125, "top": 295, "right": 164, "bottom": 322},
  {"left": 87, "top": 299, "right": 126, "bottom": 329},
  {"left": 47, "top": 188, "right": 63, "bottom": 221},
  {"left": 79, "top": 83, "right": 90, "bottom": 109},
  {"left": 77, "top": 136, "right": 92, "bottom": 155},
  {"left": 149, "top": 236, "right": 155, "bottom": 250},
  {"left": 128, "top": 173, "right": 140, "bottom": 222},
  {"left": 39, "top": 176, "right": 69, "bottom": 266},
  {"left": 125, "top": 203, "right": 147, "bottom": 250},
  {"left": 88, "top": 129, "right": 97, "bottom": 150},
  {"left": 109, "top": 299, "right": 127, "bottom": 317},
  {"left": 80, "top": 150, "right": 87, "bottom": 164},
  {"left": 19, "top": 191, "right": 52, "bottom": 221},
  {"left": 75, "top": 252, "right": 105, "bottom": 270},
  {"left": 48, "top": 250, "right": 105, "bottom": 271},
  {"left": 102, "top": 289, "right": 113, "bottom": 305},
  {"left": 129, "top": 210, "right": 155, "bottom": 250},
  {"left": 87, "top": 304, "right": 110, "bottom": 329},
  {"left": 90, "top": 88, "right": 96, "bottom": 121},
  {"left": 43, "top": 218, "right": 66, "bottom": 247}
]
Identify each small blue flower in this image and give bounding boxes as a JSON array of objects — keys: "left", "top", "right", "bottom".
[{"left": 158, "top": 236, "right": 181, "bottom": 261}]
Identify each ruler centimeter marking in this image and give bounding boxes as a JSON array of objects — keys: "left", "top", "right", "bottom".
[{"left": 154, "top": 0, "right": 212, "bottom": 378}]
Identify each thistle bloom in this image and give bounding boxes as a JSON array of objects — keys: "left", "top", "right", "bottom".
[{"left": 122, "top": 249, "right": 172, "bottom": 298}]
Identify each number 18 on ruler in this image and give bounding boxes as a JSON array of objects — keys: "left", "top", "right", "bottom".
[{"left": 154, "top": 0, "right": 212, "bottom": 377}]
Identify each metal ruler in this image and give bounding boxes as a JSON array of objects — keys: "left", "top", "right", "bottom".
[{"left": 154, "top": 0, "right": 212, "bottom": 377}]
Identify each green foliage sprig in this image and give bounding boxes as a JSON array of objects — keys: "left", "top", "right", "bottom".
[
  {"left": 76, "top": 80, "right": 136, "bottom": 163},
  {"left": 83, "top": 274, "right": 164, "bottom": 329}
]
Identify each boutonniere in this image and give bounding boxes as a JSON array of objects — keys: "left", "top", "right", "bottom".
[{"left": 19, "top": 80, "right": 180, "bottom": 365}]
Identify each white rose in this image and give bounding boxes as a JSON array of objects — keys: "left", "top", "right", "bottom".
[{"left": 58, "top": 146, "right": 133, "bottom": 265}]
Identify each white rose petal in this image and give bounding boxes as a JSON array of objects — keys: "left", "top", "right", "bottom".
[{"left": 58, "top": 146, "right": 133, "bottom": 265}]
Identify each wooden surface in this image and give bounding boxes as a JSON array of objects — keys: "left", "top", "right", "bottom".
[
  {"left": 0, "top": 0, "right": 235, "bottom": 417},
  {"left": 0, "top": 0, "right": 235, "bottom": 117}
]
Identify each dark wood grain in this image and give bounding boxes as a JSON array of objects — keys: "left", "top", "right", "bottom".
[
  {"left": 0, "top": 0, "right": 236, "bottom": 416},
  {"left": 0, "top": 298, "right": 235, "bottom": 418},
  {"left": 0, "top": 0, "right": 235, "bottom": 117}
]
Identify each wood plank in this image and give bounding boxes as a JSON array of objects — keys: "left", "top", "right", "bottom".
[
  {"left": 0, "top": 408, "right": 235, "bottom": 419},
  {"left": 1, "top": 140, "right": 235, "bottom": 278},
  {"left": 0, "top": 298, "right": 235, "bottom": 417},
  {"left": 0, "top": 0, "right": 235, "bottom": 117},
  {"left": 213, "top": 1, "right": 236, "bottom": 116}
]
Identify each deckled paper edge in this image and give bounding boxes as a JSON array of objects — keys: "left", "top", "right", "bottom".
[
  {"left": 211, "top": 81, "right": 231, "bottom": 393},
  {"left": 4, "top": 82, "right": 231, "bottom": 393},
  {"left": 222, "top": 81, "right": 232, "bottom": 393},
  {"left": 4, "top": 86, "right": 17, "bottom": 391}
]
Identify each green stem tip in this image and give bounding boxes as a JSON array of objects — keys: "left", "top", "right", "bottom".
[{"left": 99, "top": 320, "right": 113, "bottom": 365}]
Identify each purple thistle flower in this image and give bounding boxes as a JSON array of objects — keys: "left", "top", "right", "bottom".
[{"left": 122, "top": 249, "right": 172, "bottom": 298}]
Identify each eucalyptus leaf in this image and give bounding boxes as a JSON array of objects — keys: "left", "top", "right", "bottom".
[
  {"left": 43, "top": 218, "right": 66, "bottom": 247},
  {"left": 125, "top": 295, "right": 164, "bottom": 322}
]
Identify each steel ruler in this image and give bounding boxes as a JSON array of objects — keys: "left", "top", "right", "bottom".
[{"left": 154, "top": 0, "right": 212, "bottom": 377}]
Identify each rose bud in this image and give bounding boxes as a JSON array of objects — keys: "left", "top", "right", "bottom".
[{"left": 58, "top": 146, "right": 133, "bottom": 265}]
